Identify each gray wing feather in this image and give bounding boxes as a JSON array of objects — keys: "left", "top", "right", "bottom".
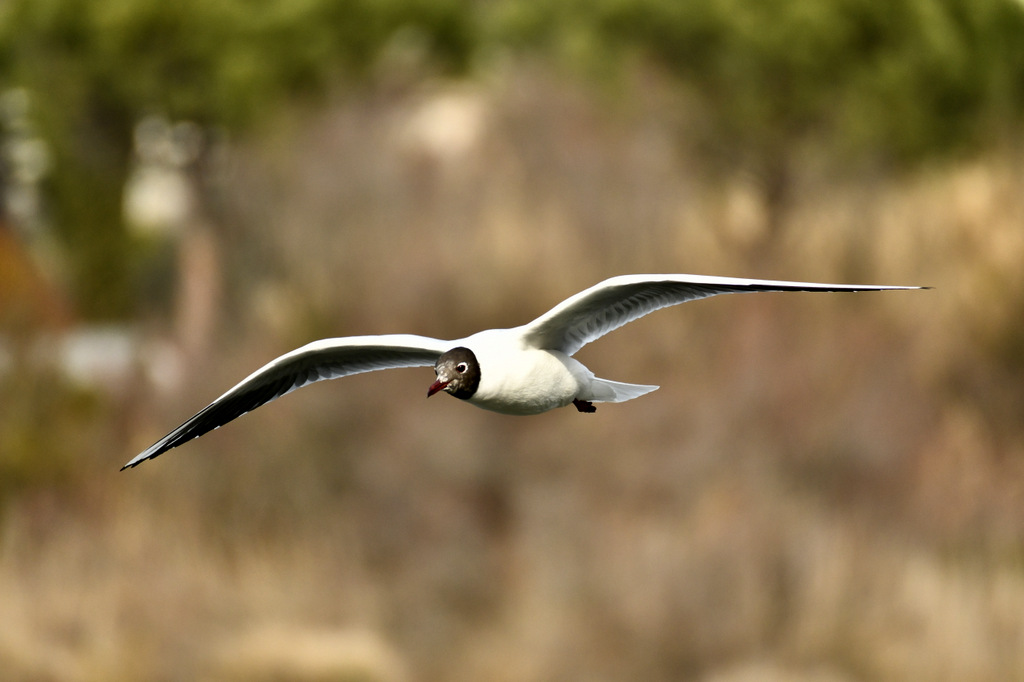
[
  {"left": 519, "top": 274, "right": 924, "bottom": 355},
  {"left": 123, "top": 334, "right": 448, "bottom": 469}
]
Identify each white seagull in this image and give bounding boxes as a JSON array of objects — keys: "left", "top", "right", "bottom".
[{"left": 122, "top": 273, "right": 925, "bottom": 469}]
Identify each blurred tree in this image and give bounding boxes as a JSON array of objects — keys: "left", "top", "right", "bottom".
[
  {"left": 0, "top": 0, "right": 1022, "bottom": 317},
  {"left": 491, "top": 0, "right": 1024, "bottom": 239},
  {"left": 0, "top": 0, "right": 475, "bottom": 319}
]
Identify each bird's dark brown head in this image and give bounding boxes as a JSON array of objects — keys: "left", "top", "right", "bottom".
[{"left": 427, "top": 347, "right": 480, "bottom": 400}]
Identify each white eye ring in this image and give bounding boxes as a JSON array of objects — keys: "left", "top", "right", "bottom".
[{"left": 456, "top": 362, "right": 468, "bottom": 373}]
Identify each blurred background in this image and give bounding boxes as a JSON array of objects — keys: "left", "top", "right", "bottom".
[{"left": 2, "top": 1, "right": 1024, "bottom": 680}]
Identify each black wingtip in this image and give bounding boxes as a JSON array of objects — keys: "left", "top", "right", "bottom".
[{"left": 120, "top": 447, "right": 161, "bottom": 471}]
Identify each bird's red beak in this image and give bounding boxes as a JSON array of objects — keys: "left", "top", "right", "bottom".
[{"left": 427, "top": 379, "right": 450, "bottom": 398}]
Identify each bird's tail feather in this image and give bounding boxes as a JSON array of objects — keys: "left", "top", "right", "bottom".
[{"left": 586, "top": 378, "right": 659, "bottom": 403}]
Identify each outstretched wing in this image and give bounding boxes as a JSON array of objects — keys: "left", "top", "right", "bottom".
[
  {"left": 519, "top": 274, "right": 925, "bottom": 355},
  {"left": 123, "top": 334, "right": 449, "bottom": 469}
]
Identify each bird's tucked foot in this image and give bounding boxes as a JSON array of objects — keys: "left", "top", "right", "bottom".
[{"left": 573, "top": 398, "right": 596, "bottom": 413}]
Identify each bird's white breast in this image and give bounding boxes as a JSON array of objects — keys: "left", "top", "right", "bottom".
[{"left": 460, "top": 329, "right": 585, "bottom": 415}]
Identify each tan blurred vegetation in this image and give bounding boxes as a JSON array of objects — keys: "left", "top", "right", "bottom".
[{"left": 3, "top": 1, "right": 1024, "bottom": 680}]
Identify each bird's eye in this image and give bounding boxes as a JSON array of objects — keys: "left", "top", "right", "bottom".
[{"left": 456, "top": 362, "right": 468, "bottom": 373}]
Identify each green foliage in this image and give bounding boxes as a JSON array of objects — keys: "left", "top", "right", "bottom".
[
  {"left": 0, "top": 0, "right": 1022, "bottom": 318},
  {"left": 0, "top": 0, "right": 475, "bottom": 126},
  {"left": 488, "top": 0, "right": 1024, "bottom": 164},
  {"left": 5, "top": 0, "right": 1012, "bottom": 162},
  {"left": 0, "top": 0, "right": 477, "bottom": 317}
]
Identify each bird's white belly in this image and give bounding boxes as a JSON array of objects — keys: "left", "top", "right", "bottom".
[{"left": 467, "top": 346, "right": 584, "bottom": 415}]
